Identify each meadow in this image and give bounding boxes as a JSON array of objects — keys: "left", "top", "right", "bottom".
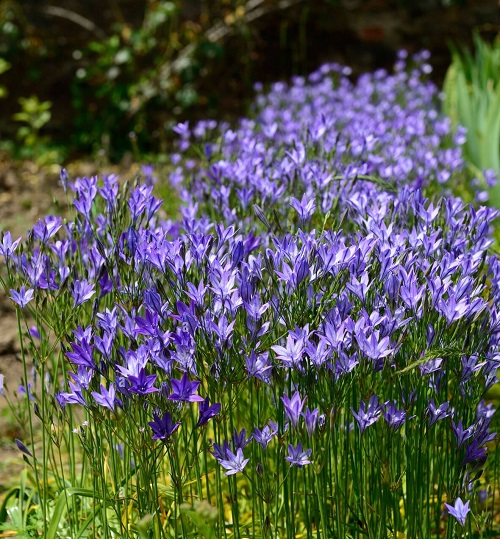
[{"left": 0, "top": 50, "right": 499, "bottom": 538}]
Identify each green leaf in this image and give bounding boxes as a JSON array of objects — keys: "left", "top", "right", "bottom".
[
  {"left": 0, "top": 58, "right": 10, "bottom": 75},
  {"left": 180, "top": 507, "right": 217, "bottom": 539},
  {"left": 0, "top": 486, "right": 21, "bottom": 524},
  {"left": 46, "top": 488, "right": 102, "bottom": 539}
]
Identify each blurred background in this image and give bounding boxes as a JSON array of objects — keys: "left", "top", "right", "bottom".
[{"left": 0, "top": 0, "right": 498, "bottom": 164}]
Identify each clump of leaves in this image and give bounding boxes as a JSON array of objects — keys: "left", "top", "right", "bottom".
[{"left": 443, "top": 33, "right": 500, "bottom": 205}]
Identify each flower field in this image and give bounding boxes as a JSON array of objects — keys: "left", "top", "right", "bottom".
[{"left": 0, "top": 51, "right": 499, "bottom": 538}]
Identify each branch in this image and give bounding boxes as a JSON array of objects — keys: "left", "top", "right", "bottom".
[
  {"left": 43, "top": 5, "right": 107, "bottom": 40},
  {"left": 127, "top": 0, "right": 306, "bottom": 117}
]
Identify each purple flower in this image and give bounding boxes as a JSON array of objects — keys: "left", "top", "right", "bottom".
[
  {"left": 351, "top": 395, "right": 383, "bottom": 433},
  {"left": 134, "top": 309, "right": 160, "bottom": 337},
  {"left": 272, "top": 335, "right": 304, "bottom": 369},
  {"left": 128, "top": 369, "right": 158, "bottom": 395},
  {"left": 15, "top": 438, "right": 32, "bottom": 457},
  {"left": 285, "top": 442, "right": 312, "bottom": 467},
  {"left": 173, "top": 121, "right": 190, "bottom": 138},
  {"left": 462, "top": 439, "right": 488, "bottom": 466},
  {"left": 56, "top": 381, "right": 87, "bottom": 407},
  {"left": 197, "top": 397, "right": 221, "bottom": 427},
  {"left": 211, "top": 440, "right": 231, "bottom": 461},
  {"left": 168, "top": 372, "right": 203, "bottom": 402},
  {"left": 253, "top": 421, "right": 278, "bottom": 450},
  {"left": 128, "top": 185, "right": 153, "bottom": 223},
  {"left": 301, "top": 407, "right": 322, "bottom": 437},
  {"left": 71, "top": 280, "right": 95, "bottom": 308},
  {"left": 383, "top": 401, "right": 407, "bottom": 431},
  {"left": 437, "top": 296, "right": 470, "bottom": 325},
  {"left": 97, "top": 307, "right": 119, "bottom": 336},
  {"left": 0, "top": 231, "right": 21, "bottom": 259},
  {"left": 290, "top": 194, "right": 316, "bottom": 222},
  {"left": 18, "top": 382, "right": 35, "bottom": 401},
  {"left": 60, "top": 168, "right": 69, "bottom": 192},
  {"left": 148, "top": 410, "right": 181, "bottom": 442},
  {"left": 245, "top": 351, "right": 272, "bottom": 383},
  {"left": 427, "top": 400, "right": 452, "bottom": 427},
  {"left": 399, "top": 268, "right": 425, "bottom": 311},
  {"left": 29, "top": 326, "right": 41, "bottom": 340},
  {"left": 10, "top": 286, "right": 34, "bottom": 308},
  {"left": 419, "top": 357, "right": 443, "bottom": 375},
  {"left": 69, "top": 366, "right": 93, "bottom": 390},
  {"left": 219, "top": 447, "right": 250, "bottom": 476},
  {"left": 33, "top": 216, "right": 62, "bottom": 243},
  {"left": 91, "top": 383, "right": 121, "bottom": 412},
  {"left": 94, "top": 333, "right": 114, "bottom": 360},
  {"left": 282, "top": 391, "right": 306, "bottom": 428},
  {"left": 66, "top": 340, "right": 95, "bottom": 370},
  {"left": 452, "top": 419, "right": 474, "bottom": 448},
  {"left": 356, "top": 330, "right": 393, "bottom": 363},
  {"left": 444, "top": 497, "right": 471, "bottom": 526},
  {"left": 232, "top": 428, "right": 252, "bottom": 450}
]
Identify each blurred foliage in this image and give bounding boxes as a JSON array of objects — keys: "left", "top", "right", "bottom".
[
  {"left": 443, "top": 33, "right": 500, "bottom": 206},
  {"left": 1, "top": 93, "right": 64, "bottom": 166},
  {"left": 10, "top": 96, "right": 63, "bottom": 166},
  {"left": 0, "top": 0, "right": 493, "bottom": 161},
  {"left": 69, "top": 0, "right": 303, "bottom": 159},
  {"left": 13, "top": 96, "right": 52, "bottom": 145},
  {"left": 0, "top": 57, "right": 9, "bottom": 98}
]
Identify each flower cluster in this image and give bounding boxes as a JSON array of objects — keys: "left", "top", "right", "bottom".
[{"left": 1, "top": 51, "right": 497, "bottom": 537}]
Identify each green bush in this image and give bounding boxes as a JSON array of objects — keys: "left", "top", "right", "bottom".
[{"left": 443, "top": 33, "right": 500, "bottom": 206}]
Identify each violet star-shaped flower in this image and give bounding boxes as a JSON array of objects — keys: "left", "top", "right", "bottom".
[
  {"left": 444, "top": 497, "right": 471, "bottom": 526},
  {"left": 282, "top": 391, "right": 306, "bottom": 428},
  {"left": 285, "top": 442, "right": 312, "bottom": 467},
  {"left": 128, "top": 368, "right": 158, "bottom": 395},
  {"left": 351, "top": 395, "right": 383, "bottom": 433},
  {"left": 383, "top": 401, "right": 407, "bottom": 431},
  {"left": 427, "top": 400, "right": 451, "bottom": 427},
  {"left": 71, "top": 279, "right": 95, "bottom": 308},
  {"left": 219, "top": 447, "right": 250, "bottom": 476},
  {"left": 33, "top": 215, "right": 62, "bottom": 243},
  {"left": 301, "top": 407, "right": 322, "bottom": 437},
  {"left": 452, "top": 419, "right": 474, "bottom": 448},
  {"left": 211, "top": 440, "right": 231, "bottom": 461},
  {"left": 91, "top": 383, "right": 121, "bottom": 412},
  {"left": 0, "top": 231, "right": 21, "bottom": 259},
  {"left": 10, "top": 286, "right": 34, "bottom": 309},
  {"left": 253, "top": 421, "right": 278, "bottom": 450},
  {"left": 290, "top": 193, "right": 316, "bottom": 222},
  {"left": 232, "top": 428, "right": 252, "bottom": 450},
  {"left": 168, "top": 372, "right": 204, "bottom": 402},
  {"left": 148, "top": 410, "right": 181, "bottom": 442},
  {"left": 196, "top": 397, "right": 221, "bottom": 427},
  {"left": 66, "top": 340, "right": 95, "bottom": 370}
]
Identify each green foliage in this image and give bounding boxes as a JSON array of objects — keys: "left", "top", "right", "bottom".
[
  {"left": 7, "top": 95, "right": 64, "bottom": 165},
  {"left": 0, "top": 58, "right": 10, "bottom": 98},
  {"left": 71, "top": 1, "right": 226, "bottom": 158},
  {"left": 0, "top": 470, "right": 40, "bottom": 538},
  {"left": 13, "top": 96, "right": 52, "bottom": 144},
  {"left": 443, "top": 33, "right": 500, "bottom": 205}
]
